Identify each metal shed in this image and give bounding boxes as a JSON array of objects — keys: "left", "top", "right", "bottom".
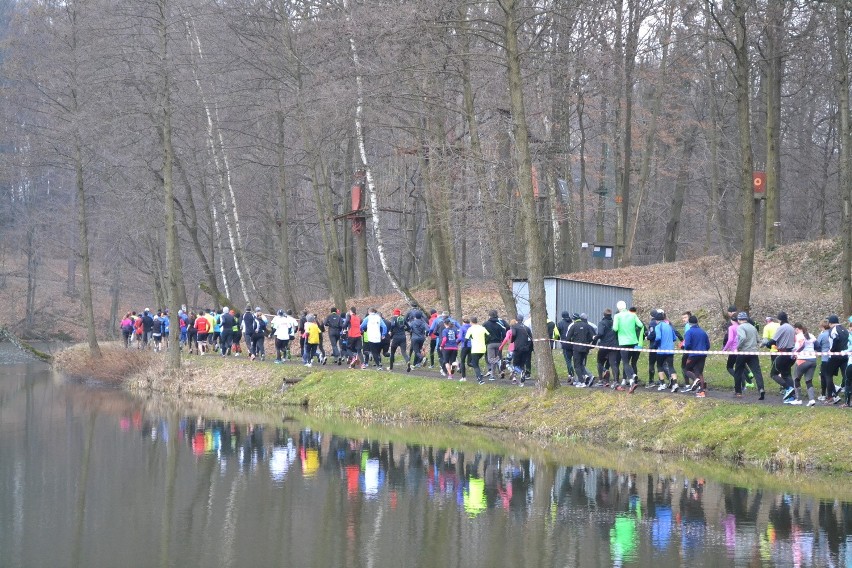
[{"left": 511, "top": 277, "right": 634, "bottom": 323}]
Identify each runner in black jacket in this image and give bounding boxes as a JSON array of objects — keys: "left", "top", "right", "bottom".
[
  {"left": 482, "top": 310, "right": 509, "bottom": 379},
  {"left": 593, "top": 309, "right": 619, "bottom": 387},
  {"left": 566, "top": 313, "right": 595, "bottom": 386}
]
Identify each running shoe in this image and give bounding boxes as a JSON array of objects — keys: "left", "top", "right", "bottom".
[
  {"left": 671, "top": 383, "right": 679, "bottom": 393},
  {"left": 682, "top": 384, "right": 693, "bottom": 393},
  {"left": 628, "top": 382, "right": 638, "bottom": 394},
  {"left": 695, "top": 391, "right": 706, "bottom": 398},
  {"left": 657, "top": 383, "right": 667, "bottom": 391},
  {"left": 458, "top": 377, "right": 465, "bottom": 382},
  {"left": 784, "top": 399, "right": 802, "bottom": 405},
  {"left": 783, "top": 387, "right": 795, "bottom": 401},
  {"left": 587, "top": 376, "right": 596, "bottom": 388},
  {"left": 806, "top": 400, "right": 816, "bottom": 407},
  {"left": 817, "top": 396, "right": 826, "bottom": 402},
  {"left": 478, "top": 379, "right": 485, "bottom": 385}
]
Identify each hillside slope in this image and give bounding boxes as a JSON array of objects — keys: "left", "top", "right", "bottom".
[
  {"left": 304, "top": 238, "right": 843, "bottom": 332},
  {"left": 0, "top": 238, "right": 842, "bottom": 340}
]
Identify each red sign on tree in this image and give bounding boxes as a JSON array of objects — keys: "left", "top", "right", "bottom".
[{"left": 753, "top": 171, "right": 766, "bottom": 197}]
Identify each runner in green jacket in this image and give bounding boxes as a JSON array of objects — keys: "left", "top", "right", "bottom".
[{"left": 612, "top": 300, "right": 643, "bottom": 392}]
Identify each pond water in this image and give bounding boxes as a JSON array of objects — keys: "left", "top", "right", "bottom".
[{"left": 1, "top": 355, "right": 851, "bottom": 567}]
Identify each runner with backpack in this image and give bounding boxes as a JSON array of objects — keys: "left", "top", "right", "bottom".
[
  {"left": 387, "top": 309, "right": 409, "bottom": 371},
  {"left": 250, "top": 307, "right": 267, "bottom": 361},
  {"left": 324, "top": 307, "right": 344, "bottom": 364}
]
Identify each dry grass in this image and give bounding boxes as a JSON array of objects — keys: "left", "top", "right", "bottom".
[{"left": 53, "top": 342, "right": 156, "bottom": 383}]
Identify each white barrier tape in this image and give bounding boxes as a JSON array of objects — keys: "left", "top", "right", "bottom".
[{"left": 534, "top": 338, "right": 851, "bottom": 358}]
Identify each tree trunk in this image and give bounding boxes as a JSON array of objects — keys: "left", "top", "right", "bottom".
[
  {"left": 355, "top": 190, "right": 371, "bottom": 296},
  {"left": 836, "top": 0, "right": 852, "bottom": 315},
  {"left": 625, "top": 3, "right": 672, "bottom": 262},
  {"left": 732, "top": 0, "right": 756, "bottom": 312},
  {"left": 275, "top": 110, "right": 298, "bottom": 311},
  {"left": 185, "top": 15, "right": 254, "bottom": 307},
  {"left": 500, "top": 0, "right": 557, "bottom": 389},
  {"left": 173, "top": 155, "right": 227, "bottom": 307},
  {"left": 66, "top": 192, "right": 76, "bottom": 297},
  {"left": 458, "top": 4, "right": 519, "bottom": 315},
  {"left": 343, "top": 137, "right": 356, "bottom": 297},
  {"left": 74, "top": 137, "right": 100, "bottom": 356},
  {"left": 159, "top": 0, "right": 182, "bottom": 371},
  {"left": 25, "top": 225, "right": 37, "bottom": 331},
  {"left": 109, "top": 263, "right": 120, "bottom": 339},
  {"left": 347, "top": 12, "right": 420, "bottom": 307},
  {"left": 764, "top": 0, "right": 784, "bottom": 250},
  {"left": 613, "top": 0, "right": 640, "bottom": 267},
  {"left": 663, "top": 127, "right": 697, "bottom": 262}
]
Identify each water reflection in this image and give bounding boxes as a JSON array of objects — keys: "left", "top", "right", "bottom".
[
  {"left": 108, "top": 407, "right": 852, "bottom": 568},
  {"left": 2, "top": 363, "right": 852, "bottom": 568}
]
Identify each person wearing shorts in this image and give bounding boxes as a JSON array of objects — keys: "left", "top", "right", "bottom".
[
  {"left": 195, "top": 311, "right": 211, "bottom": 354},
  {"left": 440, "top": 319, "right": 461, "bottom": 380}
]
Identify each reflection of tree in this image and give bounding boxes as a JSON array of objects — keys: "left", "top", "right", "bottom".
[{"left": 71, "top": 413, "right": 96, "bottom": 568}]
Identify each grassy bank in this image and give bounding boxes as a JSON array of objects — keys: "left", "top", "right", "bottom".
[{"left": 55, "top": 343, "right": 852, "bottom": 474}]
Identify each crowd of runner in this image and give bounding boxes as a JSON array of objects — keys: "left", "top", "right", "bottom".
[{"left": 117, "top": 301, "right": 852, "bottom": 408}]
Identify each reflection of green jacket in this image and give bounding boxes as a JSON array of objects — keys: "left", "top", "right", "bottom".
[
  {"left": 610, "top": 514, "right": 637, "bottom": 563},
  {"left": 612, "top": 310, "right": 642, "bottom": 346}
]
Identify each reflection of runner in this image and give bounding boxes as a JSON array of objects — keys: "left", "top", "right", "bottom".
[
  {"left": 609, "top": 514, "right": 637, "bottom": 566},
  {"left": 463, "top": 477, "right": 487, "bottom": 518}
]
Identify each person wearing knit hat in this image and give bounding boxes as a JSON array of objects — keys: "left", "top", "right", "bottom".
[
  {"left": 387, "top": 308, "right": 409, "bottom": 371},
  {"left": 565, "top": 312, "right": 595, "bottom": 387},
  {"left": 652, "top": 311, "right": 680, "bottom": 393},
  {"left": 732, "top": 312, "right": 766, "bottom": 400},
  {"left": 822, "top": 315, "right": 848, "bottom": 404}
]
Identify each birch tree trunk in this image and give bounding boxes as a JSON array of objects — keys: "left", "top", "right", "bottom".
[
  {"left": 185, "top": 16, "right": 254, "bottom": 306},
  {"left": 499, "top": 0, "right": 557, "bottom": 389},
  {"left": 173, "top": 155, "right": 230, "bottom": 307},
  {"left": 346, "top": 6, "right": 420, "bottom": 307}
]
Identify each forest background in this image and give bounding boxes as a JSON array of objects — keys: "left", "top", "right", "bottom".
[{"left": 0, "top": 0, "right": 850, "bottom": 382}]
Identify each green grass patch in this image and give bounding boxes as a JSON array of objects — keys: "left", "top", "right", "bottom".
[{"left": 280, "top": 369, "right": 852, "bottom": 474}]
